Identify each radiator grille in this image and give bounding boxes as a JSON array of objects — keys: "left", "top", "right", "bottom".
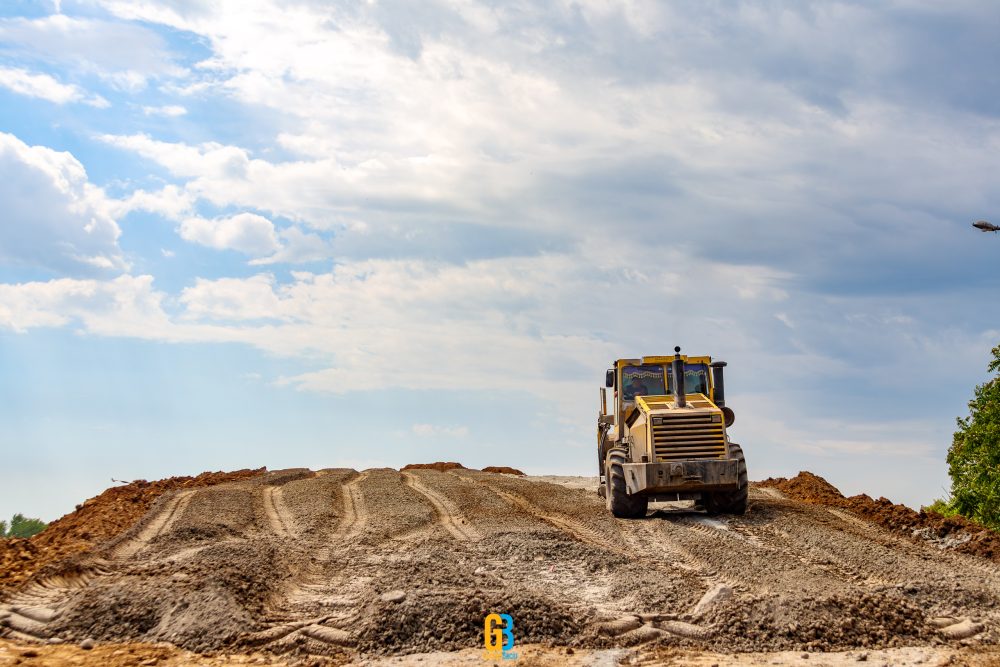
[{"left": 652, "top": 413, "right": 726, "bottom": 461}]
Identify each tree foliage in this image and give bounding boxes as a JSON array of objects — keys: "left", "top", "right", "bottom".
[
  {"left": 947, "top": 344, "right": 1000, "bottom": 530},
  {"left": 0, "top": 513, "right": 47, "bottom": 538}
]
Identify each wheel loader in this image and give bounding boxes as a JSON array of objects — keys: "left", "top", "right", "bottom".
[{"left": 597, "top": 347, "right": 747, "bottom": 518}]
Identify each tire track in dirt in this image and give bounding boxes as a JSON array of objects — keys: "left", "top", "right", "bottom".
[
  {"left": 742, "top": 498, "right": 1000, "bottom": 605},
  {"left": 0, "top": 567, "right": 109, "bottom": 642},
  {"left": 115, "top": 489, "right": 196, "bottom": 559},
  {"left": 11, "top": 470, "right": 1000, "bottom": 658},
  {"left": 458, "top": 473, "right": 624, "bottom": 552},
  {"left": 263, "top": 486, "right": 296, "bottom": 539},
  {"left": 2, "top": 489, "right": 201, "bottom": 643},
  {"left": 401, "top": 471, "right": 478, "bottom": 541},
  {"left": 621, "top": 519, "right": 714, "bottom": 577},
  {"left": 338, "top": 472, "right": 368, "bottom": 541},
  {"left": 495, "top": 487, "right": 616, "bottom": 550},
  {"left": 661, "top": 500, "right": 871, "bottom": 597},
  {"left": 459, "top": 471, "right": 712, "bottom": 581},
  {"left": 4, "top": 477, "right": 279, "bottom": 647},
  {"left": 458, "top": 473, "right": 716, "bottom": 632},
  {"left": 275, "top": 470, "right": 368, "bottom": 588},
  {"left": 255, "top": 471, "right": 370, "bottom": 649}
]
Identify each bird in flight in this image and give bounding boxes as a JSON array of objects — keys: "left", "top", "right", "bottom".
[{"left": 972, "top": 220, "right": 1000, "bottom": 232}]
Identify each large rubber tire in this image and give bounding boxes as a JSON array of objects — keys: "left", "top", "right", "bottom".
[
  {"left": 704, "top": 443, "right": 748, "bottom": 515},
  {"left": 606, "top": 448, "right": 648, "bottom": 519}
]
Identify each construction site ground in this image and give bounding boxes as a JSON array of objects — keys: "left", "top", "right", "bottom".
[{"left": 1, "top": 468, "right": 999, "bottom": 666}]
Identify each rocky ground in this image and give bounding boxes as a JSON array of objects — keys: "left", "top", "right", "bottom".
[{"left": 1, "top": 467, "right": 998, "bottom": 665}]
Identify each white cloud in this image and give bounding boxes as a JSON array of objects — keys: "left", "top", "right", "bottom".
[
  {"left": 0, "top": 66, "right": 108, "bottom": 107},
  {"left": 249, "top": 227, "right": 332, "bottom": 266},
  {"left": 0, "top": 275, "right": 165, "bottom": 335},
  {"left": 100, "top": 133, "right": 250, "bottom": 181},
  {"left": 0, "top": 132, "right": 126, "bottom": 275},
  {"left": 0, "top": 14, "right": 184, "bottom": 89},
  {"left": 141, "top": 104, "right": 187, "bottom": 116},
  {"left": 178, "top": 274, "right": 285, "bottom": 322},
  {"left": 179, "top": 213, "right": 280, "bottom": 256},
  {"left": 0, "top": 274, "right": 246, "bottom": 344},
  {"left": 112, "top": 183, "right": 194, "bottom": 221},
  {"left": 87, "top": 2, "right": 1000, "bottom": 286},
  {"left": 1, "top": 0, "right": 996, "bottom": 515},
  {"left": 412, "top": 423, "right": 469, "bottom": 438},
  {"left": 0, "top": 241, "right": 789, "bottom": 399}
]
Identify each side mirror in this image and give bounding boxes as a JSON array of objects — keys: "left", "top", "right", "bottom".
[{"left": 605, "top": 369, "right": 615, "bottom": 388}]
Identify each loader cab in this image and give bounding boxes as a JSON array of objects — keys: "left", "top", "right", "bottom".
[{"left": 601, "top": 356, "right": 714, "bottom": 441}]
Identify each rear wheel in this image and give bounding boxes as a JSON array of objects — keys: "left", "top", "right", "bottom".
[
  {"left": 606, "top": 448, "right": 648, "bottom": 518},
  {"left": 704, "top": 443, "right": 748, "bottom": 515}
]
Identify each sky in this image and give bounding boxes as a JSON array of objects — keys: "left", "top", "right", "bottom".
[{"left": 1, "top": 0, "right": 998, "bottom": 523}]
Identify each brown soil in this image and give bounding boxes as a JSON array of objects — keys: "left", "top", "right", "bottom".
[
  {"left": 758, "top": 471, "right": 845, "bottom": 505},
  {"left": 0, "top": 638, "right": 292, "bottom": 666},
  {"left": 480, "top": 466, "right": 525, "bottom": 475},
  {"left": 399, "top": 462, "right": 466, "bottom": 472},
  {"left": 5, "top": 640, "right": 1000, "bottom": 667},
  {"left": 0, "top": 469, "right": 264, "bottom": 595},
  {"left": 2, "top": 468, "right": 998, "bottom": 663},
  {"left": 759, "top": 472, "right": 1000, "bottom": 562},
  {"left": 402, "top": 463, "right": 524, "bottom": 475}
]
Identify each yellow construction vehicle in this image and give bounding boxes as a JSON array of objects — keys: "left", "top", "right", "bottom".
[{"left": 597, "top": 346, "right": 747, "bottom": 518}]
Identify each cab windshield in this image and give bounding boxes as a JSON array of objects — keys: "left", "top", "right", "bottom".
[
  {"left": 621, "top": 363, "right": 710, "bottom": 401},
  {"left": 622, "top": 365, "right": 665, "bottom": 400},
  {"left": 679, "top": 364, "right": 709, "bottom": 395}
]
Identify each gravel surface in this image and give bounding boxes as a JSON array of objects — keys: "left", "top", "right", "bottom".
[{"left": 2, "top": 469, "right": 998, "bottom": 663}]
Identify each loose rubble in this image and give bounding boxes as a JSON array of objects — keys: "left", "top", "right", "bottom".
[{"left": 0, "top": 467, "right": 997, "bottom": 665}]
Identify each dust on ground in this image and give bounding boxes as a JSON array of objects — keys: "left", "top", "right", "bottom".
[
  {"left": 1, "top": 467, "right": 998, "bottom": 664},
  {"left": 0, "top": 469, "right": 264, "bottom": 596}
]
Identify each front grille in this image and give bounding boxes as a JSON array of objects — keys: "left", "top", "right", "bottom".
[{"left": 652, "top": 413, "right": 726, "bottom": 461}]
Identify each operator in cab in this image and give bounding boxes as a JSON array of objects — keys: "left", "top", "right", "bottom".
[{"left": 624, "top": 376, "right": 646, "bottom": 401}]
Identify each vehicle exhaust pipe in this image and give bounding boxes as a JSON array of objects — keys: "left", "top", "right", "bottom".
[
  {"left": 710, "top": 361, "right": 727, "bottom": 408},
  {"left": 672, "top": 346, "right": 686, "bottom": 408}
]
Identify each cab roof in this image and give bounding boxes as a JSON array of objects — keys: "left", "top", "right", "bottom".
[{"left": 615, "top": 355, "right": 712, "bottom": 366}]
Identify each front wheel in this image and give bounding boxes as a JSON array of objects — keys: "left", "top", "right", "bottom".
[
  {"left": 704, "top": 443, "right": 748, "bottom": 515},
  {"left": 606, "top": 448, "right": 648, "bottom": 518}
]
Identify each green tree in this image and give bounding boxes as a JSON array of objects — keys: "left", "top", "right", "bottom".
[
  {"left": 4, "top": 513, "right": 47, "bottom": 538},
  {"left": 947, "top": 344, "right": 1000, "bottom": 529},
  {"left": 0, "top": 519, "right": 7, "bottom": 537}
]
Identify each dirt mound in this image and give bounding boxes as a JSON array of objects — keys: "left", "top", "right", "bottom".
[
  {"left": 708, "top": 592, "right": 926, "bottom": 652},
  {"left": 481, "top": 466, "right": 525, "bottom": 475},
  {"left": 0, "top": 468, "right": 264, "bottom": 595},
  {"left": 400, "top": 462, "right": 466, "bottom": 472},
  {"left": 4, "top": 467, "right": 1000, "bottom": 662},
  {"left": 400, "top": 463, "right": 525, "bottom": 474},
  {"left": 759, "top": 471, "right": 845, "bottom": 505},
  {"left": 355, "top": 590, "right": 578, "bottom": 655},
  {"left": 54, "top": 540, "right": 286, "bottom": 653},
  {"left": 758, "top": 472, "right": 1000, "bottom": 563}
]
